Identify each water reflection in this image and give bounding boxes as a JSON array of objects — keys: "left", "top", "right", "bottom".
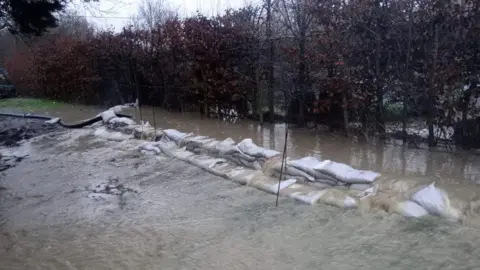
[{"left": 16, "top": 104, "right": 480, "bottom": 184}]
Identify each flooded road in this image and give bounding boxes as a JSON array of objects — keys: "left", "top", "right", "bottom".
[
  {"left": 1, "top": 126, "right": 480, "bottom": 269},
  {"left": 8, "top": 103, "right": 480, "bottom": 184}
]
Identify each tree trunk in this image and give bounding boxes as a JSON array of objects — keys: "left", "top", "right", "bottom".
[
  {"left": 162, "top": 71, "right": 169, "bottom": 110},
  {"left": 460, "top": 84, "right": 473, "bottom": 149},
  {"left": 255, "top": 65, "right": 264, "bottom": 124},
  {"left": 297, "top": 34, "right": 306, "bottom": 127},
  {"left": 375, "top": 1, "right": 384, "bottom": 135},
  {"left": 342, "top": 89, "right": 349, "bottom": 137},
  {"left": 266, "top": 0, "right": 275, "bottom": 123},
  {"left": 427, "top": 24, "right": 439, "bottom": 148}
]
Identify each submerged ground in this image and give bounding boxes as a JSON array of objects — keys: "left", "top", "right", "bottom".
[{"left": 0, "top": 116, "right": 480, "bottom": 269}]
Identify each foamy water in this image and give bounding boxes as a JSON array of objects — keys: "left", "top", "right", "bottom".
[{"left": 1, "top": 108, "right": 480, "bottom": 269}]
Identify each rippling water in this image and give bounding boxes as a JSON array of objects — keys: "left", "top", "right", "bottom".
[
  {"left": 11, "top": 104, "right": 480, "bottom": 184},
  {"left": 1, "top": 104, "right": 480, "bottom": 269}
]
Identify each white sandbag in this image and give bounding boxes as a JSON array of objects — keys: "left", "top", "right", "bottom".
[
  {"left": 183, "top": 136, "right": 215, "bottom": 152},
  {"left": 99, "top": 109, "right": 116, "bottom": 123},
  {"left": 237, "top": 138, "right": 280, "bottom": 158},
  {"left": 190, "top": 156, "right": 226, "bottom": 169},
  {"left": 163, "top": 129, "right": 193, "bottom": 143},
  {"left": 187, "top": 156, "right": 228, "bottom": 178},
  {"left": 391, "top": 200, "right": 429, "bottom": 218},
  {"left": 107, "top": 103, "right": 136, "bottom": 114},
  {"left": 224, "top": 153, "right": 262, "bottom": 170},
  {"left": 287, "top": 157, "right": 337, "bottom": 182},
  {"left": 132, "top": 122, "right": 157, "bottom": 140},
  {"left": 272, "top": 170, "right": 338, "bottom": 186},
  {"left": 269, "top": 179, "right": 297, "bottom": 193},
  {"left": 318, "top": 188, "right": 358, "bottom": 209},
  {"left": 193, "top": 140, "right": 218, "bottom": 155},
  {"left": 138, "top": 142, "right": 161, "bottom": 154},
  {"left": 156, "top": 140, "right": 178, "bottom": 157},
  {"left": 269, "top": 159, "right": 315, "bottom": 181},
  {"left": 290, "top": 190, "right": 328, "bottom": 205},
  {"left": 411, "top": 182, "right": 462, "bottom": 220},
  {"left": 45, "top": 117, "right": 60, "bottom": 124},
  {"left": 133, "top": 127, "right": 157, "bottom": 140},
  {"left": 350, "top": 183, "right": 374, "bottom": 191},
  {"left": 251, "top": 179, "right": 297, "bottom": 194},
  {"left": 214, "top": 138, "right": 238, "bottom": 155},
  {"left": 314, "top": 160, "right": 381, "bottom": 184},
  {"left": 108, "top": 117, "right": 135, "bottom": 126},
  {"left": 172, "top": 147, "right": 196, "bottom": 160}
]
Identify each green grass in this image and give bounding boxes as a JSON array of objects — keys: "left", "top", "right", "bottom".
[{"left": 0, "top": 98, "right": 69, "bottom": 110}]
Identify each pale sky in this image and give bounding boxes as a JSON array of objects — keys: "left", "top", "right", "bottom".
[{"left": 72, "top": 0, "right": 255, "bottom": 31}]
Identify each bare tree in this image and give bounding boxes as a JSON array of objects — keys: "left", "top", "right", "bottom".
[
  {"left": 131, "top": 0, "right": 178, "bottom": 30},
  {"left": 276, "top": 0, "right": 315, "bottom": 126}
]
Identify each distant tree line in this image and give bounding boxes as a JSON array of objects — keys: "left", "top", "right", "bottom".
[{"left": 2, "top": 0, "right": 480, "bottom": 149}]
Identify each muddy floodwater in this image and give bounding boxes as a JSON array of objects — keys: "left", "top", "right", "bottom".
[
  {"left": 1, "top": 105, "right": 480, "bottom": 269},
  {"left": 6, "top": 104, "right": 480, "bottom": 184}
]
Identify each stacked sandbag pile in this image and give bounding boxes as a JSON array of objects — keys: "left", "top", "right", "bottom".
[
  {"left": 212, "top": 138, "right": 263, "bottom": 170},
  {"left": 163, "top": 129, "right": 193, "bottom": 143},
  {"left": 237, "top": 139, "right": 281, "bottom": 168},
  {"left": 398, "top": 182, "right": 465, "bottom": 220},
  {"left": 267, "top": 156, "right": 380, "bottom": 190},
  {"left": 178, "top": 135, "right": 218, "bottom": 154},
  {"left": 163, "top": 130, "right": 281, "bottom": 170}
]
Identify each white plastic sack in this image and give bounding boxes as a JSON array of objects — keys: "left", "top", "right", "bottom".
[
  {"left": 252, "top": 179, "right": 297, "bottom": 194},
  {"left": 182, "top": 136, "right": 215, "bottom": 153},
  {"left": 108, "top": 117, "right": 136, "bottom": 126},
  {"left": 172, "top": 147, "right": 196, "bottom": 160},
  {"left": 138, "top": 142, "right": 161, "bottom": 154},
  {"left": 200, "top": 140, "right": 221, "bottom": 153},
  {"left": 391, "top": 200, "right": 429, "bottom": 218},
  {"left": 214, "top": 138, "right": 238, "bottom": 155},
  {"left": 191, "top": 156, "right": 226, "bottom": 169},
  {"left": 224, "top": 152, "right": 262, "bottom": 170},
  {"left": 156, "top": 140, "right": 178, "bottom": 157},
  {"left": 45, "top": 117, "right": 60, "bottom": 124},
  {"left": 133, "top": 126, "right": 157, "bottom": 140},
  {"left": 99, "top": 110, "right": 116, "bottom": 123},
  {"left": 237, "top": 138, "right": 280, "bottom": 158},
  {"left": 290, "top": 190, "right": 328, "bottom": 205},
  {"left": 411, "top": 182, "right": 462, "bottom": 220},
  {"left": 269, "top": 159, "right": 315, "bottom": 182},
  {"left": 163, "top": 129, "right": 193, "bottom": 143},
  {"left": 314, "top": 160, "right": 381, "bottom": 184},
  {"left": 288, "top": 157, "right": 339, "bottom": 183}
]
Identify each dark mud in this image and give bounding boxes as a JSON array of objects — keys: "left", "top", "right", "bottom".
[
  {"left": 0, "top": 116, "right": 63, "bottom": 147},
  {"left": 0, "top": 116, "right": 64, "bottom": 173}
]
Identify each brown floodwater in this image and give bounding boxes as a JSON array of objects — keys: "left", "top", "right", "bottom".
[
  {"left": 2, "top": 105, "right": 480, "bottom": 269},
  {"left": 8, "top": 103, "right": 480, "bottom": 185}
]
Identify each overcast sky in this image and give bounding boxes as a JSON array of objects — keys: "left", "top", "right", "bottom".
[{"left": 73, "top": 0, "right": 255, "bottom": 31}]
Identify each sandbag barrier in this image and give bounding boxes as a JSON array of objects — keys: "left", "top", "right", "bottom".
[{"left": 65, "top": 104, "right": 472, "bottom": 222}]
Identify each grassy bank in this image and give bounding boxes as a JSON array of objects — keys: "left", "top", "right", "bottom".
[{"left": 0, "top": 98, "right": 69, "bottom": 111}]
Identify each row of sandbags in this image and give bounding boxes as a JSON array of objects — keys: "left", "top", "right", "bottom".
[
  {"left": 380, "top": 182, "right": 465, "bottom": 221},
  {"left": 159, "top": 129, "right": 382, "bottom": 188},
  {"left": 135, "top": 139, "right": 365, "bottom": 209},
  {"left": 161, "top": 129, "right": 281, "bottom": 171},
  {"left": 265, "top": 156, "right": 381, "bottom": 189},
  {"left": 91, "top": 110, "right": 470, "bottom": 221},
  {"left": 98, "top": 115, "right": 379, "bottom": 187}
]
